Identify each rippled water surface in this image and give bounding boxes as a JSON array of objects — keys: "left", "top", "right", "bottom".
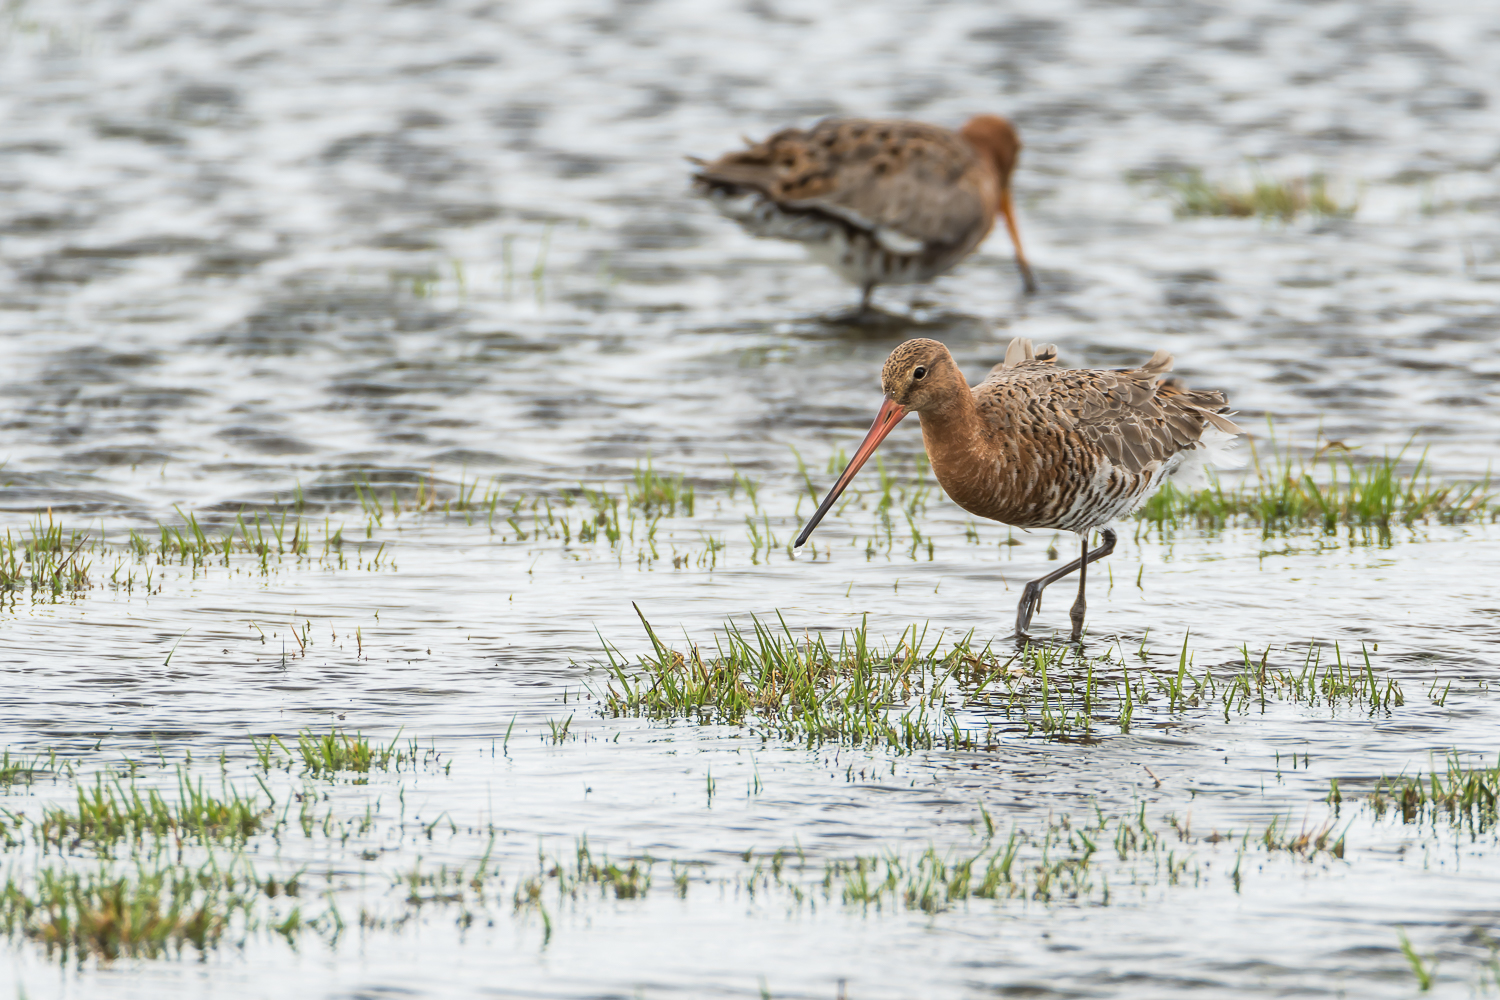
[{"left": 3, "top": 0, "right": 1500, "bottom": 997}]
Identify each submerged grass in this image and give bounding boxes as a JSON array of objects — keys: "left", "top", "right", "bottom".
[
  {"left": 0, "top": 750, "right": 50, "bottom": 788},
  {"left": 1399, "top": 928, "right": 1439, "bottom": 991},
  {"left": 512, "top": 836, "right": 652, "bottom": 922},
  {"left": 1369, "top": 752, "right": 1500, "bottom": 831},
  {"left": 11, "top": 428, "right": 1484, "bottom": 606},
  {"left": 0, "top": 728, "right": 1391, "bottom": 968},
  {"left": 0, "top": 508, "right": 371, "bottom": 598},
  {"left": 628, "top": 459, "right": 695, "bottom": 516},
  {"left": 1164, "top": 169, "right": 1356, "bottom": 221},
  {"left": 504, "top": 802, "right": 1340, "bottom": 935},
  {"left": 600, "top": 614, "right": 1406, "bottom": 751},
  {"left": 289, "top": 730, "right": 403, "bottom": 779},
  {"left": 34, "top": 770, "right": 268, "bottom": 850},
  {"left": 0, "top": 859, "right": 269, "bottom": 963},
  {"left": 601, "top": 607, "right": 971, "bottom": 751},
  {"left": 250, "top": 729, "right": 438, "bottom": 780},
  {"left": 1136, "top": 427, "right": 1496, "bottom": 538}
]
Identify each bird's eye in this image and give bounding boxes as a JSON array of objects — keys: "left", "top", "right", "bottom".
[{"left": 913, "top": 366, "right": 927, "bottom": 380}]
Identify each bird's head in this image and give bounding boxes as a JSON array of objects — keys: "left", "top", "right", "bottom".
[
  {"left": 959, "top": 114, "right": 1021, "bottom": 184},
  {"left": 795, "top": 338, "right": 961, "bottom": 548},
  {"left": 881, "top": 337, "right": 960, "bottom": 412}
]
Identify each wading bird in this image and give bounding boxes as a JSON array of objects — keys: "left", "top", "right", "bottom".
[
  {"left": 692, "top": 115, "right": 1035, "bottom": 314},
  {"left": 794, "top": 338, "right": 1240, "bottom": 641}
]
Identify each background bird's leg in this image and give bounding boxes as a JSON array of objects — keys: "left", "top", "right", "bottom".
[
  {"left": 999, "top": 188, "right": 1036, "bottom": 295},
  {"left": 1069, "top": 535, "right": 1089, "bottom": 641},
  {"left": 858, "top": 281, "right": 875, "bottom": 317},
  {"left": 1014, "top": 528, "right": 1117, "bottom": 639}
]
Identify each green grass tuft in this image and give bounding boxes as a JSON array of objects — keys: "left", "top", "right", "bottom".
[
  {"left": 601, "top": 608, "right": 991, "bottom": 751},
  {"left": 1370, "top": 752, "right": 1500, "bottom": 830},
  {"left": 256, "top": 729, "right": 409, "bottom": 779},
  {"left": 1136, "top": 429, "right": 1495, "bottom": 538},
  {"left": 37, "top": 770, "right": 268, "bottom": 849},
  {"left": 1164, "top": 169, "right": 1356, "bottom": 221},
  {"left": 600, "top": 614, "right": 1405, "bottom": 750},
  {"left": 1398, "top": 927, "right": 1438, "bottom": 991},
  {"left": 0, "top": 860, "right": 263, "bottom": 963},
  {"left": 627, "top": 459, "right": 695, "bottom": 516}
]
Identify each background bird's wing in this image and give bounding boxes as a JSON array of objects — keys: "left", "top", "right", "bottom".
[{"left": 695, "top": 119, "right": 988, "bottom": 249}]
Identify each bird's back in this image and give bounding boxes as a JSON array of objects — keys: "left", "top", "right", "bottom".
[{"left": 955, "top": 339, "right": 1238, "bottom": 531}]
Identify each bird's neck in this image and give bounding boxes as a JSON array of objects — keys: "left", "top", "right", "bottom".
[{"left": 915, "top": 384, "right": 997, "bottom": 502}]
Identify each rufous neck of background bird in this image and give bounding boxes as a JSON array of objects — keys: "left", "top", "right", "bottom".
[{"left": 958, "top": 114, "right": 1019, "bottom": 187}]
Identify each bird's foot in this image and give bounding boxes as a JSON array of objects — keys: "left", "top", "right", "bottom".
[
  {"left": 1014, "top": 584, "right": 1043, "bottom": 638},
  {"left": 1012, "top": 627, "right": 1091, "bottom": 649}
]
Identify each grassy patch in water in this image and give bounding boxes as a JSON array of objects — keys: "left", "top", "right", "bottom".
[
  {"left": 0, "top": 733, "right": 1362, "bottom": 965},
  {"left": 1136, "top": 432, "right": 1496, "bottom": 538},
  {"left": 601, "top": 608, "right": 994, "bottom": 750},
  {"left": 601, "top": 614, "right": 1406, "bottom": 750},
  {"left": 249, "top": 729, "right": 445, "bottom": 780},
  {"left": 34, "top": 771, "right": 269, "bottom": 850},
  {"left": 0, "top": 750, "right": 51, "bottom": 788},
  {"left": 0, "top": 518, "right": 92, "bottom": 595},
  {"left": 499, "top": 803, "right": 1341, "bottom": 935},
  {"left": 0, "top": 859, "right": 273, "bottom": 963},
  {"left": 0, "top": 451, "right": 945, "bottom": 595},
  {"left": 289, "top": 730, "right": 400, "bottom": 778},
  {"left": 0, "top": 509, "right": 370, "bottom": 597},
  {"left": 827, "top": 806, "right": 1344, "bottom": 913},
  {"left": 512, "top": 837, "right": 651, "bottom": 916},
  {"left": 1368, "top": 752, "right": 1500, "bottom": 830},
  {"left": 627, "top": 459, "right": 695, "bottom": 516},
  {"left": 346, "top": 453, "right": 932, "bottom": 566},
  {"left": 1164, "top": 169, "right": 1356, "bottom": 221}
]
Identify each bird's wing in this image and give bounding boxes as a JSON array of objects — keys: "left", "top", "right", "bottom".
[
  {"left": 978, "top": 347, "right": 1239, "bottom": 475},
  {"left": 1071, "top": 355, "right": 1239, "bottom": 473},
  {"left": 694, "top": 119, "right": 991, "bottom": 250}
]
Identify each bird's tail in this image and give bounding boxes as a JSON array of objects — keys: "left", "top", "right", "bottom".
[
  {"left": 1157, "top": 377, "right": 1242, "bottom": 435},
  {"left": 1001, "top": 336, "right": 1058, "bottom": 368}
]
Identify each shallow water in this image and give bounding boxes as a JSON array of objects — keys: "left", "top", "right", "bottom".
[{"left": 3, "top": 0, "right": 1500, "bottom": 997}]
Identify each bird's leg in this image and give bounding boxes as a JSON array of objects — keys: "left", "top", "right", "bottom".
[
  {"left": 857, "top": 282, "right": 874, "bottom": 318},
  {"left": 1014, "top": 528, "right": 1117, "bottom": 640},
  {"left": 1069, "top": 535, "right": 1089, "bottom": 641},
  {"left": 999, "top": 187, "right": 1036, "bottom": 295},
  {"left": 1015, "top": 553, "right": 1085, "bottom": 638}
]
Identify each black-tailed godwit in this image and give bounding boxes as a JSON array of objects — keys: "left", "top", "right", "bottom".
[
  {"left": 795, "top": 337, "right": 1240, "bottom": 640},
  {"left": 693, "top": 115, "right": 1035, "bottom": 313}
]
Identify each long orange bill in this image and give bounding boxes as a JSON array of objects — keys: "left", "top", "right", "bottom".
[{"left": 795, "top": 397, "right": 909, "bottom": 548}]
